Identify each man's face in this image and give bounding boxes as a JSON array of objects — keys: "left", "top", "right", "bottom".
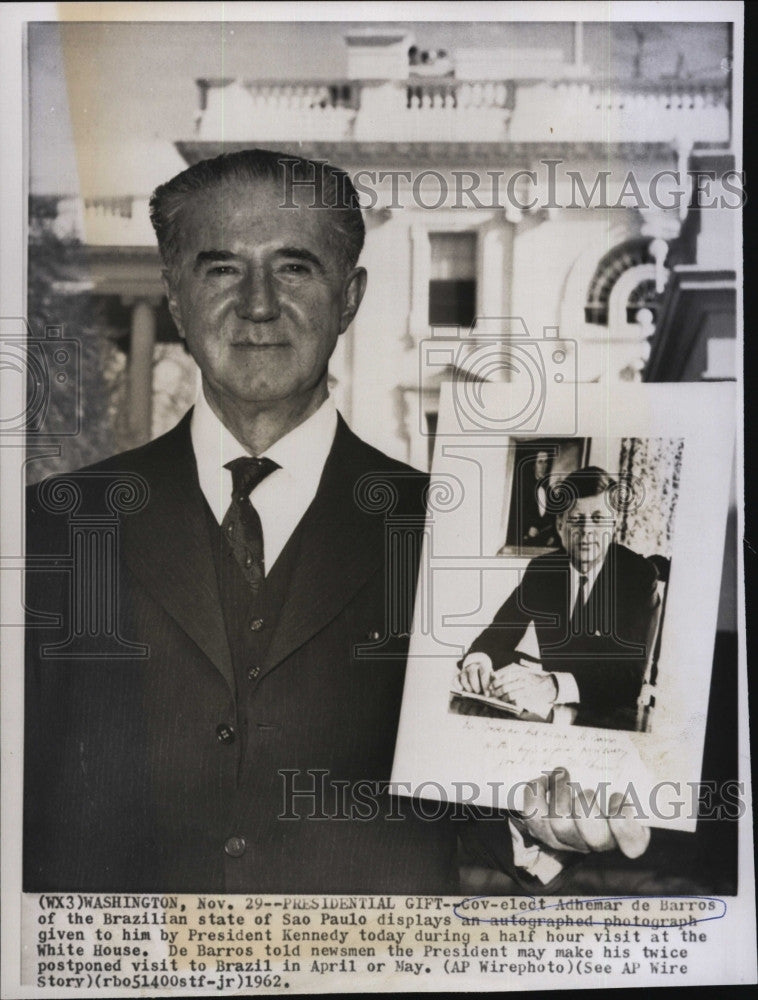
[
  {"left": 556, "top": 493, "right": 616, "bottom": 573},
  {"left": 534, "top": 451, "right": 549, "bottom": 479},
  {"left": 164, "top": 177, "right": 366, "bottom": 414}
]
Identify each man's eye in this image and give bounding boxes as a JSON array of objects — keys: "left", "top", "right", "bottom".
[
  {"left": 208, "top": 265, "right": 238, "bottom": 276},
  {"left": 279, "top": 262, "right": 310, "bottom": 275},
  {"left": 568, "top": 515, "right": 610, "bottom": 527}
]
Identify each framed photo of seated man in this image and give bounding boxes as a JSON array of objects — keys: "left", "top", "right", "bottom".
[
  {"left": 498, "top": 437, "right": 589, "bottom": 556},
  {"left": 392, "top": 380, "right": 735, "bottom": 834}
]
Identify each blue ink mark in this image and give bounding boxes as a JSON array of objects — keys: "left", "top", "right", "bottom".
[{"left": 452, "top": 895, "right": 727, "bottom": 928}]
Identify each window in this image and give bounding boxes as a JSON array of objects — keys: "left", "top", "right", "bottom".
[
  {"left": 428, "top": 232, "right": 476, "bottom": 326},
  {"left": 584, "top": 238, "right": 655, "bottom": 326},
  {"left": 626, "top": 277, "right": 659, "bottom": 325}
]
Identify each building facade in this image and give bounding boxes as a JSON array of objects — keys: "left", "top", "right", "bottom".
[{"left": 38, "top": 25, "right": 736, "bottom": 470}]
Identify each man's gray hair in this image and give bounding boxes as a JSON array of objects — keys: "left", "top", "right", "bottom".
[{"left": 149, "top": 148, "right": 366, "bottom": 276}]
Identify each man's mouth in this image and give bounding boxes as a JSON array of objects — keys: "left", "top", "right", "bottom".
[{"left": 231, "top": 342, "right": 288, "bottom": 348}]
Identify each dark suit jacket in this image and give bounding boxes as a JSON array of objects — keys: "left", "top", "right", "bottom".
[
  {"left": 467, "top": 543, "right": 660, "bottom": 729},
  {"left": 24, "top": 411, "right": 466, "bottom": 893},
  {"left": 510, "top": 471, "right": 556, "bottom": 547}
]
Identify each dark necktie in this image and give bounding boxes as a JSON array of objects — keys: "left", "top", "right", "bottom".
[
  {"left": 222, "top": 456, "right": 280, "bottom": 592},
  {"left": 570, "top": 573, "right": 589, "bottom": 634}
]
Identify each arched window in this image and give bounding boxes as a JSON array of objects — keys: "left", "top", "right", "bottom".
[
  {"left": 584, "top": 239, "right": 656, "bottom": 326},
  {"left": 625, "top": 277, "right": 659, "bottom": 325}
]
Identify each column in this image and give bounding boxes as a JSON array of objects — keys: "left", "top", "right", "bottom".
[
  {"left": 480, "top": 224, "right": 508, "bottom": 318},
  {"left": 407, "top": 223, "right": 431, "bottom": 345},
  {"left": 128, "top": 298, "right": 157, "bottom": 445}
]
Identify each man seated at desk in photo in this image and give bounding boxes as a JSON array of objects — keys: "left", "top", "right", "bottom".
[
  {"left": 25, "top": 150, "right": 649, "bottom": 894},
  {"left": 458, "top": 467, "right": 661, "bottom": 730}
]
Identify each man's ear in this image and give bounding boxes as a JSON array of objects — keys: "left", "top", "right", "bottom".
[
  {"left": 339, "top": 267, "right": 367, "bottom": 335},
  {"left": 162, "top": 268, "right": 185, "bottom": 340}
]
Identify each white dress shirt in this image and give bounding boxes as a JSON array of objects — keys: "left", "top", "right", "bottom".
[
  {"left": 508, "top": 819, "right": 566, "bottom": 885},
  {"left": 191, "top": 388, "right": 338, "bottom": 573},
  {"left": 536, "top": 482, "right": 547, "bottom": 518}
]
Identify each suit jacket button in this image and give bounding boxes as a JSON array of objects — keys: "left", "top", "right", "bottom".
[
  {"left": 224, "top": 836, "right": 246, "bottom": 858},
  {"left": 249, "top": 618, "right": 264, "bottom": 631},
  {"left": 248, "top": 666, "right": 260, "bottom": 680},
  {"left": 216, "top": 723, "right": 235, "bottom": 744}
]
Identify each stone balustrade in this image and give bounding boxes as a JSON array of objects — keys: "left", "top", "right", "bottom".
[
  {"left": 245, "top": 81, "right": 361, "bottom": 111},
  {"left": 54, "top": 196, "right": 156, "bottom": 246},
  {"left": 509, "top": 78, "right": 730, "bottom": 143},
  {"left": 195, "top": 75, "right": 730, "bottom": 145}
]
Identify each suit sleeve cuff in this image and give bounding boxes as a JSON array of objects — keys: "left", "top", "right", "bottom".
[
  {"left": 508, "top": 819, "right": 566, "bottom": 885},
  {"left": 551, "top": 671, "right": 580, "bottom": 704}
]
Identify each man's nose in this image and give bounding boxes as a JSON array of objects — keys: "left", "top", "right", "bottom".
[
  {"left": 575, "top": 521, "right": 613, "bottom": 539},
  {"left": 236, "top": 267, "right": 280, "bottom": 322},
  {"left": 572, "top": 521, "right": 597, "bottom": 539}
]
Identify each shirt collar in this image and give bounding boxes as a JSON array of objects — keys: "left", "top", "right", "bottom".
[
  {"left": 190, "top": 386, "right": 338, "bottom": 523},
  {"left": 261, "top": 394, "right": 337, "bottom": 481},
  {"left": 568, "top": 555, "right": 605, "bottom": 595}
]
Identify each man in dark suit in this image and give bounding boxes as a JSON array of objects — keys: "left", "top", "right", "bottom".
[
  {"left": 24, "top": 150, "right": 648, "bottom": 893},
  {"left": 512, "top": 448, "right": 558, "bottom": 548},
  {"left": 459, "top": 466, "right": 660, "bottom": 730}
]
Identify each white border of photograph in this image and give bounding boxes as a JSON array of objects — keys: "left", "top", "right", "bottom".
[{"left": 392, "top": 380, "right": 735, "bottom": 832}]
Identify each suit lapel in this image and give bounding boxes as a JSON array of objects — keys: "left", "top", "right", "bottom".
[
  {"left": 120, "top": 413, "right": 418, "bottom": 687},
  {"left": 121, "top": 413, "right": 235, "bottom": 692},
  {"left": 261, "top": 420, "right": 392, "bottom": 677},
  {"left": 585, "top": 543, "right": 617, "bottom": 634},
  {"left": 532, "top": 554, "right": 571, "bottom": 647}
]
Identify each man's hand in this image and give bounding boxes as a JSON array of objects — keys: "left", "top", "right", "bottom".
[
  {"left": 457, "top": 652, "right": 494, "bottom": 694},
  {"left": 489, "top": 664, "right": 558, "bottom": 706},
  {"left": 521, "top": 768, "right": 650, "bottom": 858}
]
